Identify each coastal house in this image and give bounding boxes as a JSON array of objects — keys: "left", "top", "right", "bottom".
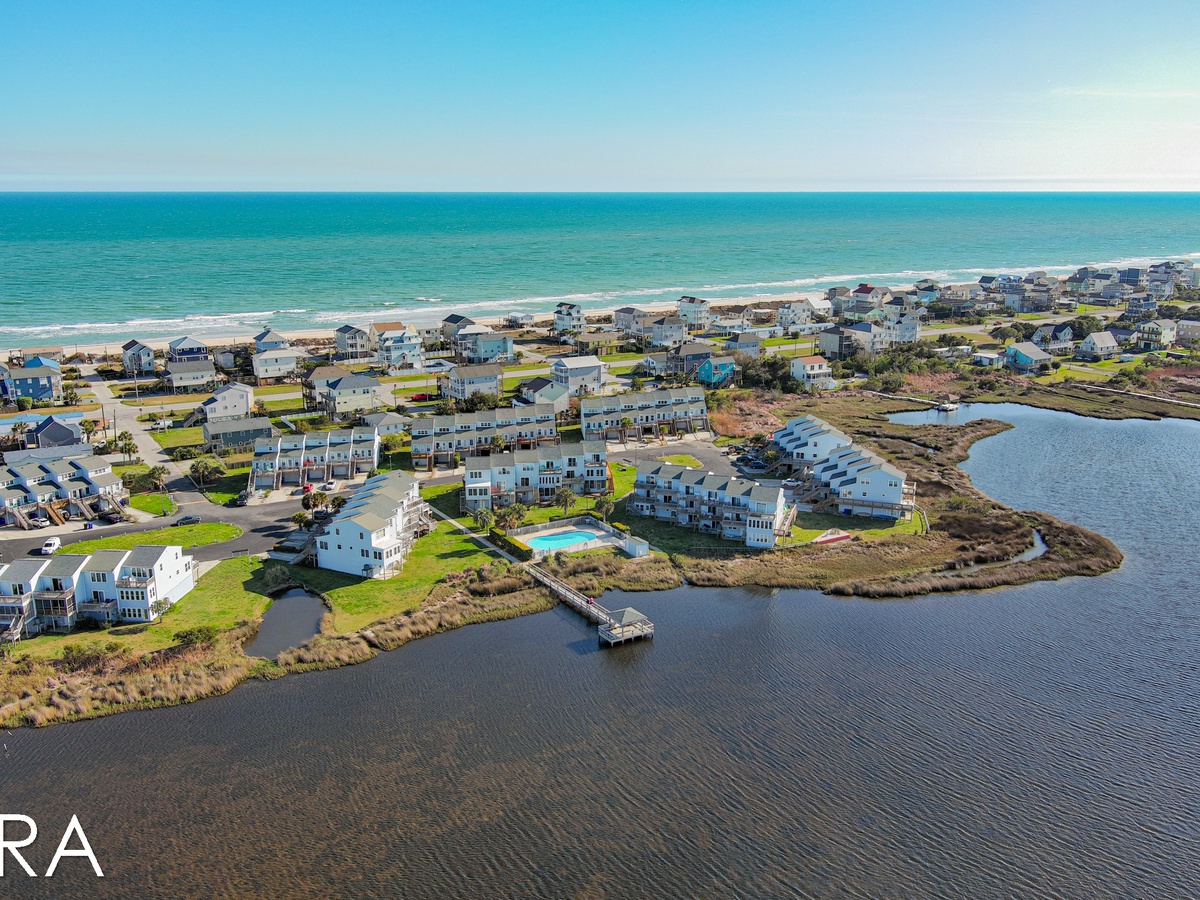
[
  {"left": 314, "top": 471, "right": 433, "bottom": 579},
  {"left": 1125, "top": 296, "right": 1158, "bottom": 319},
  {"left": 26, "top": 416, "right": 83, "bottom": 450},
  {"left": 1005, "top": 342, "right": 1052, "bottom": 375},
  {"left": 554, "top": 302, "right": 586, "bottom": 335},
  {"left": 77, "top": 550, "right": 134, "bottom": 623},
  {"left": 676, "top": 296, "right": 712, "bottom": 333},
  {"left": 163, "top": 359, "right": 218, "bottom": 393},
  {"left": 846, "top": 322, "right": 888, "bottom": 354},
  {"left": 369, "top": 321, "right": 408, "bottom": 350},
  {"left": 0, "top": 559, "right": 50, "bottom": 639},
  {"left": 644, "top": 316, "right": 687, "bottom": 349},
  {"left": 443, "top": 363, "right": 504, "bottom": 401},
  {"left": 772, "top": 415, "right": 851, "bottom": 473},
  {"left": 580, "top": 388, "right": 708, "bottom": 441},
  {"left": 253, "top": 329, "right": 290, "bottom": 353},
  {"left": 503, "top": 313, "right": 536, "bottom": 329},
  {"left": 335, "top": 325, "right": 372, "bottom": 360},
  {"left": 0, "top": 454, "right": 125, "bottom": 525},
  {"left": 203, "top": 417, "right": 277, "bottom": 452},
  {"left": 202, "top": 382, "right": 255, "bottom": 422},
  {"left": 410, "top": 404, "right": 558, "bottom": 469},
  {"left": 461, "top": 442, "right": 610, "bottom": 512},
  {"left": 810, "top": 445, "right": 914, "bottom": 519},
  {"left": 360, "top": 411, "right": 410, "bottom": 437},
  {"left": 1176, "top": 319, "right": 1200, "bottom": 348},
  {"left": 251, "top": 428, "right": 381, "bottom": 490},
  {"left": 251, "top": 348, "right": 301, "bottom": 384},
  {"left": 551, "top": 356, "right": 607, "bottom": 396},
  {"left": 1031, "top": 324, "right": 1074, "bottom": 355},
  {"left": 320, "top": 375, "right": 384, "bottom": 417},
  {"left": 1077, "top": 331, "right": 1120, "bottom": 361},
  {"left": 638, "top": 353, "right": 668, "bottom": 378},
  {"left": 665, "top": 342, "right": 713, "bottom": 376},
  {"left": 0, "top": 357, "right": 64, "bottom": 403},
  {"left": 167, "top": 336, "right": 211, "bottom": 363},
  {"left": 113, "top": 546, "right": 196, "bottom": 623},
  {"left": 972, "top": 351, "right": 1004, "bottom": 368},
  {"left": 800, "top": 296, "right": 834, "bottom": 320},
  {"left": 440, "top": 314, "right": 477, "bottom": 343},
  {"left": 850, "top": 283, "right": 890, "bottom": 307},
  {"left": 697, "top": 356, "right": 737, "bottom": 388},
  {"left": 790, "top": 355, "right": 834, "bottom": 389},
  {"left": 455, "top": 325, "right": 514, "bottom": 364},
  {"left": 303, "top": 365, "right": 352, "bottom": 409},
  {"left": 881, "top": 313, "right": 921, "bottom": 347},
  {"left": 1135, "top": 319, "right": 1178, "bottom": 352},
  {"left": 776, "top": 303, "right": 812, "bottom": 333},
  {"left": 121, "top": 340, "right": 156, "bottom": 376},
  {"left": 376, "top": 327, "right": 425, "bottom": 372},
  {"left": 517, "top": 377, "right": 570, "bottom": 414},
  {"left": 573, "top": 329, "right": 625, "bottom": 356},
  {"left": 613, "top": 307, "right": 649, "bottom": 334},
  {"left": 725, "top": 332, "right": 763, "bottom": 358},
  {"left": 817, "top": 326, "right": 869, "bottom": 361},
  {"left": 630, "top": 463, "right": 789, "bottom": 548}
]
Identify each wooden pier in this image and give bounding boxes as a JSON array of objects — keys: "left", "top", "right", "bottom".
[{"left": 524, "top": 564, "right": 654, "bottom": 648}]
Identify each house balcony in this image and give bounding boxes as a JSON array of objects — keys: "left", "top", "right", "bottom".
[
  {"left": 78, "top": 599, "right": 118, "bottom": 616},
  {"left": 117, "top": 576, "right": 153, "bottom": 588}
]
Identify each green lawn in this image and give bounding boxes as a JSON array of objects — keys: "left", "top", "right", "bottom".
[
  {"left": 127, "top": 492, "right": 178, "bottom": 516},
  {"left": 11, "top": 557, "right": 275, "bottom": 660},
  {"left": 151, "top": 425, "right": 206, "bottom": 448},
  {"left": 264, "top": 398, "right": 306, "bottom": 413},
  {"left": 112, "top": 463, "right": 150, "bottom": 481},
  {"left": 656, "top": 453, "right": 703, "bottom": 468},
  {"left": 62, "top": 523, "right": 242, "bottom": 555},
  {"left": 278, "top": 520, "right": 495, "bottom": 632},
  {"left": 121, "top": 395, "right": 209, "bottom": 407},
  {"left": 598, "top": 351, "right": 645, "bottom": 362},
  {"left": 200, "top": 466, "right": 251, "bottom": 505},
  {"left": 787, "top": 511, "right": 924, "bottom": 542}
]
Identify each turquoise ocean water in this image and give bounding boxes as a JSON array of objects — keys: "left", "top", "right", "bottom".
[{"left": 1, "top": 192, "right": 1198, "bottom": 345}]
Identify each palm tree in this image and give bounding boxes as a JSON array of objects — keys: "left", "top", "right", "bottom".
[
  {"left": 553, "top": 486, "right": 577, "bottom": 518},
  {"left": 145, "top": 465, "right": 168, "bottom": 490},
  {"left": 80, "top": 419, "right": 98, "bottom": 443},
  {"left": 189, "top": 458, "right": 224, "bottom": 486},
  {"left": 8, "top": 420, "right": 29, "bottom": 449},
  {"left": 291, "top": 510, "right": 310, "bottom": 530},
  {"left": 62, "top": 385, "right": 80, "bottom": 406},
  {"left": 594, "top": 496, "right": 615, "bottom": 523},
  {"left": 619, "top": 416, "right": 633, "bottom": 442},
  {"left": 494, "top": 503, "right": 526, "bottom": 532},
  {"left": 309, "top": 490, "right": 328, "bottom": 511},
  {"left": 472, "top": 507, "right": 495, "bottom": 532},
  {"left": 490, "top": 434, "right": 507, "bottom": 452},
  {"left": 330, "top": 495, "right": 347, "bottom": 513}
]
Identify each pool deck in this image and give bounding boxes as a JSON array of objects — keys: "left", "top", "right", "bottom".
[{"left": 522, "top": 523, "right": 623, "bottom": 558}]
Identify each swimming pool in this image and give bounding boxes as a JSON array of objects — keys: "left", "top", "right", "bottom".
[{"left": 526, "top": 529, "right": 601, "bottom": 551}]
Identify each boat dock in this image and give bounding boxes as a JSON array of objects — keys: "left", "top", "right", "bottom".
[{"left": 524, "top": 564, "right": 655, "bottom": 648}]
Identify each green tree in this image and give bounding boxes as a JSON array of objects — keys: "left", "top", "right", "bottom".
[
  {"left": 473, "top": 506, "right": 496, "bottom": 532},
  {"left": 594, "top": 496, "right": 615, "bottom": 522},
  {"left": 8, "top": 420, "right": 29, "bottom": 448},
  {"left": 80, "top": 418, "right": 98, "bottom": 443},
  {"left": 189, "top": 458, "right": 224, "bottom": 486},
  {"left": 330, "top": 495, "right": 347, "bottom": 513},
  {"left": 291, "top": 510, "right": 311, "bottom": 529},
  {"left": 553, "top": 485, "right": 577, "bottom": 518}
]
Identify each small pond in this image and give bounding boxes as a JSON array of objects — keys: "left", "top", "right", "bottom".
[{"left": 243, "top": 588, "right": 326, "bottom": 659}]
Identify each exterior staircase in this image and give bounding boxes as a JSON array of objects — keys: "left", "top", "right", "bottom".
[{"left": 38, "top": 502, "right": 67, "bottom": 525}]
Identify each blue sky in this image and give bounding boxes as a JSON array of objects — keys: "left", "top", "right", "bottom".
[{"left": 1, "top": 0, "right": 1197, "bottom": 190}]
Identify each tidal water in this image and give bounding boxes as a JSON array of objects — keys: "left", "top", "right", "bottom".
[
  {"left": 242, "top": 588, "right": 326, "bottom": 660},
  {"left": 1, "top": 192, "right": 1198, "bottom": 344},
  {"left": 2, "top": 405, "right": 1199, "bottom": 898}
]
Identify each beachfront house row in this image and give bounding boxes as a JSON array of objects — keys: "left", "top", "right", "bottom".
[
  {"left": 1004, "top": 342, "right": 1052, "bottom": 375},
  {"left": 1135, "top": 319, "right": 1178, "bottom": 352},
  {"left": 551, "top": 356, "right": 607, "bottom": 396},
  {"left": 455, "top": 326, "right": 514, "bottom": 364},
  {"left": 443, "top": 363, "right": 503, "bottom": 401},
  {"left": 253, "top": 329, "right": 290, "bottom": 353},
  {"left": 203, "top": 417, "right": 277, "bottom": 452},
  {"left": 0, "top": 358, "right": 65, "bottom": 403},
  {"left": 517, "top": 377, "right": 571, "bottom": 414},
  {"left": 167, "top": 336, "right": 211, "bottom": 363},
  {"left": 410, "top": 403, "right": 558, "bottom": 469},
  {"left": 1076, "top": 331, "right": 1120, "bottom": 361},
  {"left": 460, "top": 442, "right": 610, "bottom": 512},
  {"left": 369, "top": 320, "right": 408, "bottom": 350},
  {"left": 251, "top": 348, "right": 301, "bottom": 384},
  {"left": 251, "top": 428, "right": 382, "bottom": 490},
  {"left": 504, "top": 313, "right": 536, "bottom": 329},
  {"left": 676, "top": 296, "right": 712, "bottom": 333},
  {"left": 630, "top": 463, "right": 790, "bottom": 548},
  {"left": 440, "top": 314, "right": 476, "bottom": 343},
  {"left": 314, "top": 471, "right": 433, "bottom": 579},
  {"left": 335, "top": 325, "right": 372, "bottom": 360},
  {"left": 320, "top": 375, "right": 384, "bottom": 417},
  {"left": 790, "top": 355, "right": 834, "bottom": 389},
  {"left": 554, "top": 303, "right": 587, "bottom": 335},
  {"left": 580, "top": 388, "right": 709, "bottom": 441},
  {"left": 163, "top": 359, "right": 218, "bottom": 393},
  {"left": 121, "top": 340, "right": 156, "bottom": 376},
  {"left": 202, "top": 382, "right": 255, "bottom": 422},
  {"left": 697, "top": 356, "right": 737, "bottom": 388}
]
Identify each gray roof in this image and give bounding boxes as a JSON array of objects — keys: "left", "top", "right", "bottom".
[
  {"left": 305, "top": 365, "right": 353, "bottom": 383},
  {"left": 203, "top": 417, "right": 275, "bottom": 436},
  {"left": 126, "top": 546, "right": 170, "bottom": 568},
  {"left": 326, "top": 375, "right": 381, "bottom": 391},
  {"left": 82, "top": 549, "right": 132, "bottom": 572},
  {"left": 336, "top": 324, "right": 367, "bottom": 335},
  {"left": 165, "top": 360, "right": 216, "bottom": 375},
  {"left": 449, "top": 363, "right": 504, "bottom": 379},
  {"left": 610, "top": 608, "right": 649, "bottom": 626},
  {"left": 1, "top": 559, "right": 50, "bottom": 583},
  {"left": 41, "top": 555, "right": 89, "bottom": 577}
]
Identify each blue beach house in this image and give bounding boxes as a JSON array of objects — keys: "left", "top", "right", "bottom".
[
  {"left": 697, "top": 356, "right": 737, "bottom": 388},
  {"left": 1, "top": 357, "right": 64, "bottom": 403},
  {"left": 167, "top": 336, "right": 211, "bottom": 363}
]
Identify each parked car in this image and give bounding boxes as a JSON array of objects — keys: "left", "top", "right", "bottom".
[
  {"left": 747, "top": 461, "right": 767, "bottom": 470},
  {"left": 175, "top": 515, "right": 202, "bottom": 527},
  {"left": 319, "top": 482, "right": 336, "bottom": 491},
  {"left": 100, "top": 511, "right": 125, "bottom": 524},
  {"left": 40, "top": 537, "right": 61, "bottom": 555},
  {"left": 30, "top": 518, "right": 50, "bottom": 529},
  {"left": 302, "top": 484, "right": 314, "bottom": 494},
  {"left": 235, "top": 491, "right": 251, "bottom": 507},
  {"left": 411, "top": 392, "right": 433, "bottom": 402},
  {"left": 782, "top": 478, "right": 802, "bottom": 488}
]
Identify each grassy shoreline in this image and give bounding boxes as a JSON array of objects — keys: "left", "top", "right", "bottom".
[{"left": 1, "top": 385, "right": 1129, "bottom": 729}]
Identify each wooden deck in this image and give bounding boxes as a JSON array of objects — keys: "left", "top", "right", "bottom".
[{"left": 524, "top": 564, "right": 654, "bottom": 648}]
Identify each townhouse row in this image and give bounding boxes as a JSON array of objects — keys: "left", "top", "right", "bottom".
[
  {"left": 0, "top": 452, "right": 126, "bottom": 527},
  {"left": 629, "top": 463, "right": 790, "bottom": 549},
  {"left": 579, "top": 388, "right": 709, "bottom": 441},
  {"left": 772, "top": 415, "right": 914, "bottom": 519},
  {"left": 251, "top": 428, "right": 381, "bottom": 490},
  {"left": 0, "top": 545, "right": 195, "bottom": 642},
  {"left": 461, "top": 443, "right": 611, "bottom": 512},
  {"left": 410, "top": 403, "right": 559, "bottom": 469},
  {"left": 313, "top": 471, "right": 435, "bottom": 578}
]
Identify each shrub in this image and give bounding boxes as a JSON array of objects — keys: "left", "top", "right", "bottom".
[
  {"left": 174, "top": 625, "right": 219, "bottom": 647},
  {"left": 15, "top": 397, "right": 32, "bottom": 411},
  {"left": 609, "top": 521, "right": 631, "bottom": 534},
  {"left": 262, "top": 565, "right": 294, "bottom": 591},
  {"left": 488, "top": 529, "right": 533, "bottom": 561}
]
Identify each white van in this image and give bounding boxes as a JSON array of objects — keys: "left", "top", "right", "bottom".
[{"left": 40, "top": 537, "right": 62, "bottom": 555}]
